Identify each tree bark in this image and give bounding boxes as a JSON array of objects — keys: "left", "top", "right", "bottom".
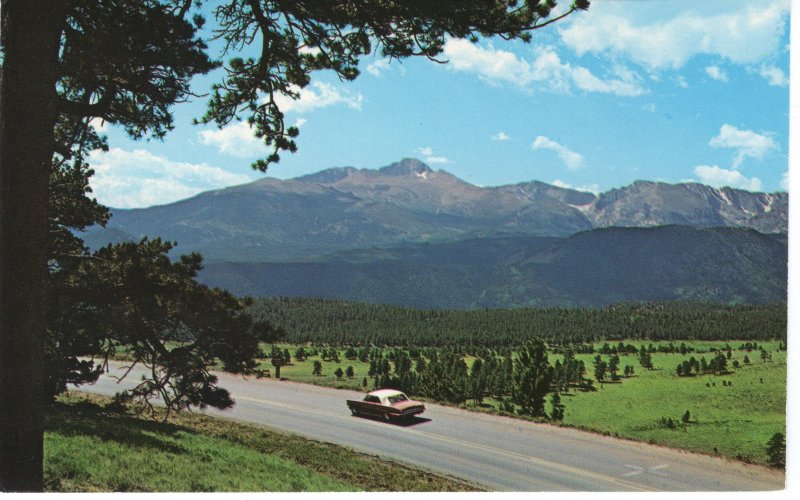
[{"left": 1, "top": 1, "right": 67, "bottom": 492}]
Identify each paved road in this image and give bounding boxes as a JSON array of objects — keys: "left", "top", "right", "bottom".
[{"left": 75, "top": 362, "right": 784, "bottom": 492}]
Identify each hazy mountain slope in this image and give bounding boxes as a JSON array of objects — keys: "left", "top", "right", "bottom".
[{"left": 198, "top": 226, "right": 787, "bottom": 308}]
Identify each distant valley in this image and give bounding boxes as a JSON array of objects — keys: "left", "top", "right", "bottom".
[{"left": 83, "top": 158, "right": 788, "bottom": 308}]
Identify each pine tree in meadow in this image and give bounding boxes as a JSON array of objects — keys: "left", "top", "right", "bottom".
[
  {"left": 766, "top": 433, "right": 786, "bottom": 469},
  {"left": 608, "top": 355, "right": 620, "bottom": 381},
  {"left": 593, "top": 355, "right": 607, "bottom": 383},
  {"left": 550, "top": 392, "right": 565, "bottom": 421},
  {"left": 638, "top": 346, "right": 653, "bottom": 370},
  {"left": 510, "top": 339, "right": 553, "bottom": 417}
]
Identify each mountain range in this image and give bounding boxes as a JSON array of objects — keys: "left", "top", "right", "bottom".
[
  {"left": 83, "top": 158, "right": 788, "bottom": 308},
  {"left": 84, "top": 158, "right": 787, "bottom": 262}
]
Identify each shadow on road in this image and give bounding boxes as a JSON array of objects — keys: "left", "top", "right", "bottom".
[{"left": 352, "top": 414, "right": 432, "bottom": 427}]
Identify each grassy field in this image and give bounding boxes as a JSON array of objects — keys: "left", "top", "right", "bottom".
[
  {"left": 544, "top": 341, "right": 785, "bottom": 464},
  {"left": 255, "top": 340, "right": 786, "bottom": 466},
  {"left": 44, "top": 392, "right": 481, "bottom": 492}
]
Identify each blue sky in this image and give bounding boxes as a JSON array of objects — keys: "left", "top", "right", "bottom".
[{"left": 87, "top": 0, "right": 792, "bottom": 209}]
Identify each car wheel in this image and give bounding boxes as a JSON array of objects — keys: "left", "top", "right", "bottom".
[
  {"left": 350, "top": 407, "right": 359, "bottom": 416},
  {"left": 383, "top": 413, "right": 391, "bottom": 422}
]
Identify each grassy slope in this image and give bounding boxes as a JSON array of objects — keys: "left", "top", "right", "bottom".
[
  {"left": 258, "top": 341, "right": 786, "bottom": 466},
  {"left": 44, "top": 393, "right": 480, "bottom": 492}
]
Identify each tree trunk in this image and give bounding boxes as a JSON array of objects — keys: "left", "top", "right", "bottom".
[{"left": 1, "top": 2, "right": 66, "bottom": 492}]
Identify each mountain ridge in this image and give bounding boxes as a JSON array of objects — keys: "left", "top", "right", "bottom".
[{"left": 83, "top": 158, "right": 788, "bottom": 263}]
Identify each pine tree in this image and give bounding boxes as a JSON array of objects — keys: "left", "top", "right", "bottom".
[
  {"left": 271, "top": 346, "right": 286, "bottom": 379},
  {"left": 638, "top": 346, "right": 653, "bottom": 370},
  {"left": 766, "top": 433, "right": 786, "bottom": 469},
  {"left": 511, "top": 339, "right": 553, "bottom": 417},
  {"left": 550, "top": 392, "right": 565, "bottom": 421},
  {"left": 608, "top": 355, "right": 620, "bottom": 381},
  {"left": 593, "top": 355, "right": 607, "bottom": 383}
]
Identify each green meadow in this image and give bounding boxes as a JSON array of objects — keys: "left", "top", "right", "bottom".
[{"left": 547, "top": 342, "right": 786, "bottom": 464}]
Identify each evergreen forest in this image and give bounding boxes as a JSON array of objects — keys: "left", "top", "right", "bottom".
[{"left": 247, "top": 298, "right": 787, "bottom": 347}]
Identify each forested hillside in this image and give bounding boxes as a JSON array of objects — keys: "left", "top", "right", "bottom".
[
  {"left": 247, "top": 298, "right": 787, "bottom": 347},
  {"left": 204, "top": 226, "right": 787, "bottom": 308}
]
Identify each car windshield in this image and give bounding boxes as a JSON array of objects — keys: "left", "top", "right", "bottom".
[{"left": 388, "top": 394, "right": 408, "bottom": 404}]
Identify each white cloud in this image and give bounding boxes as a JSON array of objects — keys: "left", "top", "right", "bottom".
[
  {"left": 89, "top": 117, "right": 108, "bottom": 132},
  {"left": 414, "top": 147, "right": 450, "bottom": 164},
  {"left": 532, "top": 136, "right": 585, "bottom": 170},
  {"left": 87, "top": 148, "right": 254, "bottom": 208},
  {"left": 758, "top": 64, "right": 789, "bottom": 87},
  {"left": 298, "top": 46, "right": 322, "bottom": 56},
  {"left": 492, "top": 132, "right": 511, "bottom": 141},
  {"left": 366, "top": 58, "right": 391, "bottom": 77},
  {"left": 781, "top": 170, "right": 789, "bottom": 190},
  {"left": 425, "top": 156, "right": 451, "bottom": 164},
  {"left": 552, "top": 179, "right": 600, "bottom": 194},
  {"left": 198, "top": 121, "right": 267, "bottom": 158},
  {"left": 642, "top": 103, "right": 657, "bottom": 113},
  {"left": 694, "top": 165, "right": 762, "bottom": 191},
  {"left": 273, "top": 81, "right": 364, "bottom": 114},
  {"left": 559, "top": 0, "right": 789, "bottom": 70},
  {"left": 442, "top": 39, "right": 646, "bottom": 96},
  {"left": 705, "top": 65, "right": 728, "bottom": 82},
  {"left": 570, "top": 63, "right": 646, "bottom": 96},
  {"left": 709, "top": 124, "right": 779, "bottom": 168}
]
